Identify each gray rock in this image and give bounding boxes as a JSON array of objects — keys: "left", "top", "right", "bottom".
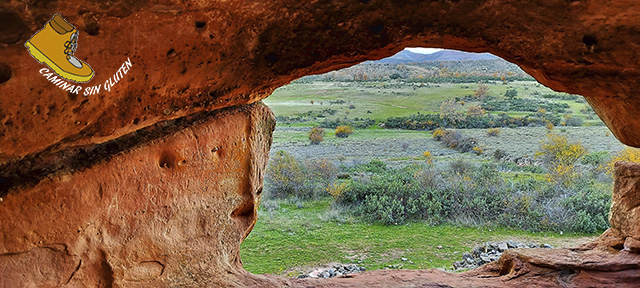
[{"left": 453, "top": 240, "right": 554, "bottom": 271}]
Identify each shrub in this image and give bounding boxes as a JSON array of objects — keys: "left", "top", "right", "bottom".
[
  {"left": 546, "top": 122, "right": 554, "bottom": 131},
  {"left": 436, "top": 130, "right": 478, "bottom": 153},
  {"left": 562, "top": 181, "right": 611, "bottom": 233},
  {"left": 607, "top": 147, "right": 640, "bottom": 174},
  {"left": 439, "top": 99, "right": 465, "bottom": 124},
  {"left": 327, "top": 182, "right": 348, "bottom": 200},
  {"left": 432, "top": 128, "right": 446, "bottom": 140},
  {"left": 482, "top": 98, "right": 569, "bottom": 114},
  {"left": 333, "top": 162, "right": 609, "bottom": 233},
  {"left": 448, "top": 159, "right": 476, "bottom": 176},
  {"left": 339, "top": 167, "right": 445, "bottom": 225},
  {"left": 504, "top": 88, "right": 518, "bottom": 99},
  {"left": 354, "top": 159, "right": 388, "bottom": 174},
  {"left": 306, "top": 159, "right": 337, "bottom": 182},
  {"left": 308, "top": 127, "right": 325, "bottom": 145},
  {"left": 565, "top": 116, "right": 584, "bottom": 127},
  {"left": 487, "top": 128, "right": 500, "bottom": 137},
  {"left": 581, "top": 152, "right": 610, "bottom": 167},
  {"left": 466, "top": 105, "right": 485, "bottom": 118},
  {"left": 474, "top": 82, "right": 490, "bottom": 99},
  {"left": 473, "top": 146, "right": 484, "bottom": 155},
  {"left": 265, "top": 151, "right": 306, "bottom": 198},
  {"left": 422, "top": 151, "right": 433, "bottom": 164},
  {"left": 535, "top": 133, "right": 586, "bottom": 186},
  {"left": 493, "top": 149, "right": 507, "bottom": 160},
  {"left": 335, "top": 125, "right": 354, "bottom": 138}
]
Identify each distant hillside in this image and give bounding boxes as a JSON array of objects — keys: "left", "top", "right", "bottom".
[
  {"left": 374, "top": 49, "right": 498, "bottom": 64},
  {"left": 298, "top": 49, "right": 531, "bottom": 82}
]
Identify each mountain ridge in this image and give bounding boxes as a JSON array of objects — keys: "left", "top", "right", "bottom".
[{"left": 374, "top": 49, "right": 499, "bottom": 64}]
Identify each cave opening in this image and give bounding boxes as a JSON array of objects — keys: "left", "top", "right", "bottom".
[{"left": 240, "top": 47, "right": 624, "bottom": 278}]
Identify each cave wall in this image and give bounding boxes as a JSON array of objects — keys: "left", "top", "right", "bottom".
[
  {"left": 2, "top": 0, "right": 640, "bottom": 287},
  {"left": 0, "top": 103, "right": 275, "bottom": 287},
  {"left": 2, "top": 0, "right": 640, "bottom": 170}
]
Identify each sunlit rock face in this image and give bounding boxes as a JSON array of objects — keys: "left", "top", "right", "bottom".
[
  {"left": 610, "top": 162, "right": 640, "bottom": 245},
  {"left": 1, "top": 0, "right": 640, "bottom": 166},
  {"left": 0, "top": 103, "right": 275, "bottom": 287},
  {"left": 2, "top": 0, "right": 640, "bottom": 287}
]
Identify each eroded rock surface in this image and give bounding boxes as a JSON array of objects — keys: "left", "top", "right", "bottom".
[
  {"left": 0, "top": 103, "right": 275, "bottom": 287},
  {"left": 2, "top": 0, "right": 640, "bottom": 170},
  {"left": 2, "top": 1, "right": 640, "bottom": 287},
  {"left": 610, "top": 161, "right": 640, "bottom": 241}
]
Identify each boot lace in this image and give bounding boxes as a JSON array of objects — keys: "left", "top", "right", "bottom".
[{"left": 64, "top": 32, "right": 78, "bottom": 59}]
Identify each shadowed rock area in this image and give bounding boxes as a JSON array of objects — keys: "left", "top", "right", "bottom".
[{"left": 2, "top": 0, "right": 640, "bottom": 286}]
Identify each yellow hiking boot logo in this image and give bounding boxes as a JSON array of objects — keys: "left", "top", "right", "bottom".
[{"left": 25, "top": 14, "right": 94, "bottom": 83}]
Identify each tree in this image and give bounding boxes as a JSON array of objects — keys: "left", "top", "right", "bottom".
[
  {"left": 505, "top": 88, "right": 518, "bottom": 100},
  {"left": 390, "top": 73, "right": 402, "bottom": 80},
  {"left": 439, "top": 99, "right": 465, "bottom": 123},
  {"left": 474, "top": 83, "right": 490, "bottom": 99}
]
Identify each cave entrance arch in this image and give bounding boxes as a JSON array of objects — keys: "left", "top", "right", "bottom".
[{"left": 2, "top": 1, "right": 640, "bottom": 286}]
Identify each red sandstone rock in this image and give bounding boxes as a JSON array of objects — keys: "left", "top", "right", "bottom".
[
  {"left": 610, "top": 161, "right": 640, "bottom": 240},
  {"left": 2, "top": 0, "right": 640, "bottom": 167},
  {"left": 624, "top": 237, "right": 640, "bottom": 254},
  {"left": 242, "top": 248, "right": 640, "bottom": 287},
  {"left": 2, "top": 1, "right": 640, "bottom": 287},
  {"left": 0, "top": 103, "right": 275, "bottom": 287}
]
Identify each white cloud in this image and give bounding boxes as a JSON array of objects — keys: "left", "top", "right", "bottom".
[{"left": 405, "top": 47, "right": 443, "bottom": 54}]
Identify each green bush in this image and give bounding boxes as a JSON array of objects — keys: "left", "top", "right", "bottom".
[
  {"left": 339, "top": 166, "right": 445, "bottom": 225},
  {"left": 334, "top": 160, "right": 610, "bottom": 233},
  {"left": 565, "top": 116, "right": 584, "bottom": 127},
  {"left": 383, "top": 111, "right": 561, "bottom": 131},
  {"left": 265, "top": 153, "right": 338, "bottom": 199},
  {"left": 265, "top": 151, "right": 307, "bottom": 198},
  {"left": 562, "top": 181, "right": 611, "bottom": 233},
  {"left": 353, "top": 159, "right": 388, "bottom": 174},
  {"left": 581, "top": 152, "right": 610, "bottom": 167}
]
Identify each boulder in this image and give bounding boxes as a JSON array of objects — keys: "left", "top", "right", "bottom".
[{"left": 610, "top": 161, "right": 640, "bottom": 240}]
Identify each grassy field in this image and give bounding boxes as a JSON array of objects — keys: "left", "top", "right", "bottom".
[
  {"left": 264, "top": 80, "right": 601, "bottom": 125},
  {"left": 241, "top": 199, "right": 595, "bottom": 276},
  {"left": 242, "top": 78, "right": 623, "bottom": 277},
  {"left": 269, "top": 125, "right": 624, "bottom": 168}
]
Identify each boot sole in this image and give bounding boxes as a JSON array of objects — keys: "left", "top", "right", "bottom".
[{"left": 25, "top": 41, "right": 94, "bottom": 83}]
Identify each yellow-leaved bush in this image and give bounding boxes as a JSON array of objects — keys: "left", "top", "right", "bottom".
[
  {"left": 607, "top": 147, "right": 640, "bottom": 174},
  {"left": 535, "top": 133, "right": 586, "bottom": 186}
]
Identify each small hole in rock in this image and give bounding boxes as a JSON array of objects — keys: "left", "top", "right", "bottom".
[
  {"left": 85, "top": 20, "right": 100, "bottom": 36},
  {"left": 0, "top": 64, "right": 12, "bottom": 84},
  {"left": 195, "top": 21, "right": 206, "bottom": 28},
  {"left": 167, "top": 48, "right": 176, "bottom": 57},
  {"left": 264, "top": 52, "right": 279, "bottom": 64},
  {"left": 133, "top": 118, "right": 140, "bottom": 125},
  {"left": 583, "top": 34, "right": 598, "bottom": 46},
  {"left": 159, "top": 150, "right": 180, "bottom": 169}
]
